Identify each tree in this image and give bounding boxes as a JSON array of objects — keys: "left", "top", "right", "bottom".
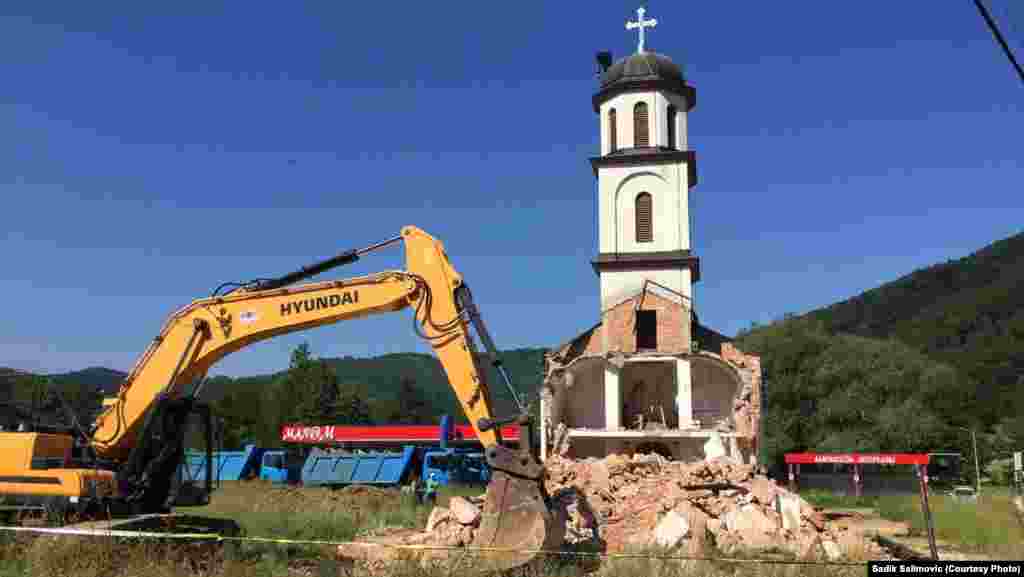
[
  {"left": 390, "top": 376, "right": 431, "bottom": 424},
  {"left": 309, "top": 360, "right": 340, "bottom": 423},
  {"left": 336, "top": 383, "right": 374, "bottom": 426},
  {"left": 737, "top": 317, "right": 967, "bottom": 468}
]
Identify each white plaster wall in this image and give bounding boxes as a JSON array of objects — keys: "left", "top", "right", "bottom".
[
  {"left": 690, "top": 357, "right": 742, "bottom": 426},
  {"left": 676, "top": 358, "right": 693, "bottom": 426},
  {"left": 599, "top": 268, "right": 692, "bottom": 312},
  {"left": 598, "top": 91, "right": 690, "bottom": 154},
  {"left": 664, "top": 92, "right": 690, "bottom": 150},
  {"left": 597, "top": 163, "right": 691, "bottom": 255},
  {"left": 604, "top": 365, "right": 621, "bottom": 430},
  {"left": 555, "top": 361, "right": 606, "bottom": 430},
  {"left": 653, "top": 92, "right": 667, "bottom": 149}
]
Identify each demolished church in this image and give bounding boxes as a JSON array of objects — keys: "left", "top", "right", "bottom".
[{"left": 539, "top": 10, "right": 764, "bottom": 465}]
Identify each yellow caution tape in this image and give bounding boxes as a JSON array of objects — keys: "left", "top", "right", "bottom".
[{"left": 0, "top": 525, "right": 866, "bottom": 567}]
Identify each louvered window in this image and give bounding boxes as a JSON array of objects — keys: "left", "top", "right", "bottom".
[
  {"left": 667, "top": 105, "right": 677, "bottom": 149},
  {"left": 608, "top": 108, "right": 617, "bottom": 152},
  {"left": 634, "top": 102, "right": 649, "bottom": 147},
  {"left": 636, "top": 192, "right": 653, "bottom": 243}
]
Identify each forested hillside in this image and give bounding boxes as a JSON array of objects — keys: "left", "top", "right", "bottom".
[
  {"left": 738, "top": 231, "right": 1024, "bottom": 478},
  {"left": 806, "top": 231, "right": 1024, "bottom": 423}
]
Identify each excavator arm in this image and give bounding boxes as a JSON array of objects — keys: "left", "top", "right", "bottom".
[{"left": 89, "top": 225, "right": 561, "bottom": 569}]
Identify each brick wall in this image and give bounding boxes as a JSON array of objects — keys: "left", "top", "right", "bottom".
[
  {"left": 721, "top": 342, "right": 763, "bottom": 455},
  {"left": 585, "top": 291, "right": 691, "bottom": 356}
]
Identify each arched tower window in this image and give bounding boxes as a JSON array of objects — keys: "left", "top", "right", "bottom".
[
  {"left": 635, "top": 192, "right": 653, "bottom": 243},
  {"left": 667, "top": 105, "right": 677, "bottom": 149},
  {"left": 633, "top": 102, "right": 649, "bottom": 147},
  {"left": 608, "top": 108, "right": 617, "bottom": 153}
]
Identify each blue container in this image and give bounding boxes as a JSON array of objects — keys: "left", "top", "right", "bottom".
[
  {"left": 301, "top": 446, "right": 417, "bottom": 487},
  {"left": 179, "top": 444, "right": 264, "bottom": 482}
]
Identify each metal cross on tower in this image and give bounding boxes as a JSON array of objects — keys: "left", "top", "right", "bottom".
[{"left": 626, "top": 6, "right": 658, "bottom": 54}]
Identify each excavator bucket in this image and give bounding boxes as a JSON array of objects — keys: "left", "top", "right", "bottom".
[{"left": 473, "top": 469, "right": 564, "bottom": 572}]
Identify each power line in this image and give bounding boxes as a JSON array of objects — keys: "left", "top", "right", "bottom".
[{"left": 972, "top": 0, "right": 1024, "bottom": 85}]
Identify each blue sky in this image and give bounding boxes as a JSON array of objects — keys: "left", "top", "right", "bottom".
[{"left": 2, "top": 1, "right": 1021, "bottom": 377}]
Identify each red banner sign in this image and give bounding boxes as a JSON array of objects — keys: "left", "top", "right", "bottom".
[
  {"left": 784, "top": 453, "right": 930, "bottom": 465},
  {"left": 280, "top": 424, "right": 520, "bottom": 444}
]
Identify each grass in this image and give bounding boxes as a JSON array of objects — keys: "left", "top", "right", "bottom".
[
  {"left": 799, "top": 489, "right": 877, "bottom": 510},
  {"left": 874, "top": 487, "right": 1024, "bottom": 558},
  {"left": 800, "top": 485, "right": 1024, "bottom": 559},
  {"left": 0, "top": 481, "right": 485, "bottom": 577}
]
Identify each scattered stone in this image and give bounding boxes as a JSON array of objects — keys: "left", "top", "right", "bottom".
[
  {"left": 448, "top": 496, "right": 481, "bottom": 526},
  {"left": 552, "top": 422, "right": 571, "bottom": 457},
  {"left": 425, "top": 507, "right": 451, "bottom": 532},
  {"left": 721, "top": 503, "right": 781, "bottom": 550},
  {"left": 836, "top": 530, "right": 867, "bottom": 558},
  {"left": 790, "top": 529, "right": 823, "bottom": 559},
  {"left": 651, "top": 510, "right": 690, "bottom": 548},
  {"left": 749, "top": 477, "right": 777, "bottom": 505},
  {"left": 800, "top": 500, "right": 826, "bottom": 531},
  {"left": 776, "top": 493, "right": 802, "bottom": 531},
  {"left": 703, "top": 433, "right": 727, "bottom": 461},
  {"left": 336, "top": 450, "right": 896, "bottom": 570},
  {"left": 706, "top": 517, "right": 722, "bottom": 536},
  {"left": 821, "top": 540, "right": 842, "bottom": 561}
]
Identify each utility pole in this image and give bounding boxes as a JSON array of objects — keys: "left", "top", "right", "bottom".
[{"left": 959, "top": 426, "right": 982, "bottom": 498}]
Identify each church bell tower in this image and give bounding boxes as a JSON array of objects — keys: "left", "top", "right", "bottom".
[{"left": 591, "top": 6, "right": 700, "bottom": 325}]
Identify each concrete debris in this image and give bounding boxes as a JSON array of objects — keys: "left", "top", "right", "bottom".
[
  {"left": 338, "top": 452, "right": 892, "bottom": 571},
  {"left": 703, "top": 433, "right": 727, "bottom": 461},
  {"left": 543, "top": 453, "right": 889, "bottom": 560},
  {"left": 821, "top": 539, "right": 842, "bottom": 561},
  {"left": 425, "top": 506, "right": 451, "bottom": 532},
  {"left": 721, "top": 504, "right": 780, "bottom": 550},
  {"left": 652, "top": 510, "right": 690, "bottom": 548},
  {"left": 776, "top": 493, "right": 802, "bottom": 531},
  {"left": 551, "top": 422, "right": 571, "bottom": 457},
  {"left": 447, "top": 496, "right": 481, "bottom": 526}
]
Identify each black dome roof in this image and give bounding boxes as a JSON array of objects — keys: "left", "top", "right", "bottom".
[
  {"left": 599, "top": 51, "right": 684, "bottom": 88},
  {"left": 592, "top": 50, "right": 695, "bottom": 113}
]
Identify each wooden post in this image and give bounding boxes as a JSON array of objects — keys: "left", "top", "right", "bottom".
[{"left": 917, "top": 464, "right": 939, "bottom": 560}]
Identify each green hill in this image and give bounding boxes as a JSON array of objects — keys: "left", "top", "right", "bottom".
[
  {"left": 737, "top": 230, "right": 1024, "bottom": 475},
  {"left": 806, "top": 231, "right": 1024, "bottom": 421},
  {"left": 49, "top": 367, "right": 127, "bottom": 396},
  {"left": 216, "top": 348, "right": 545, "bottom": 421}
]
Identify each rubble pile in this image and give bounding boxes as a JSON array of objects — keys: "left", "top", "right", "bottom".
[
  {"left": 338, "top": 453, "right": 890, "bottom": 571},
  {"left": 545, "top": 453, "right": 888, "bottom": 560}
]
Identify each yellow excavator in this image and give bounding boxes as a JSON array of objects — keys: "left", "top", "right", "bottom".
[{"left": 0, "top": 226, "right": 562, "bottom": 570}]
